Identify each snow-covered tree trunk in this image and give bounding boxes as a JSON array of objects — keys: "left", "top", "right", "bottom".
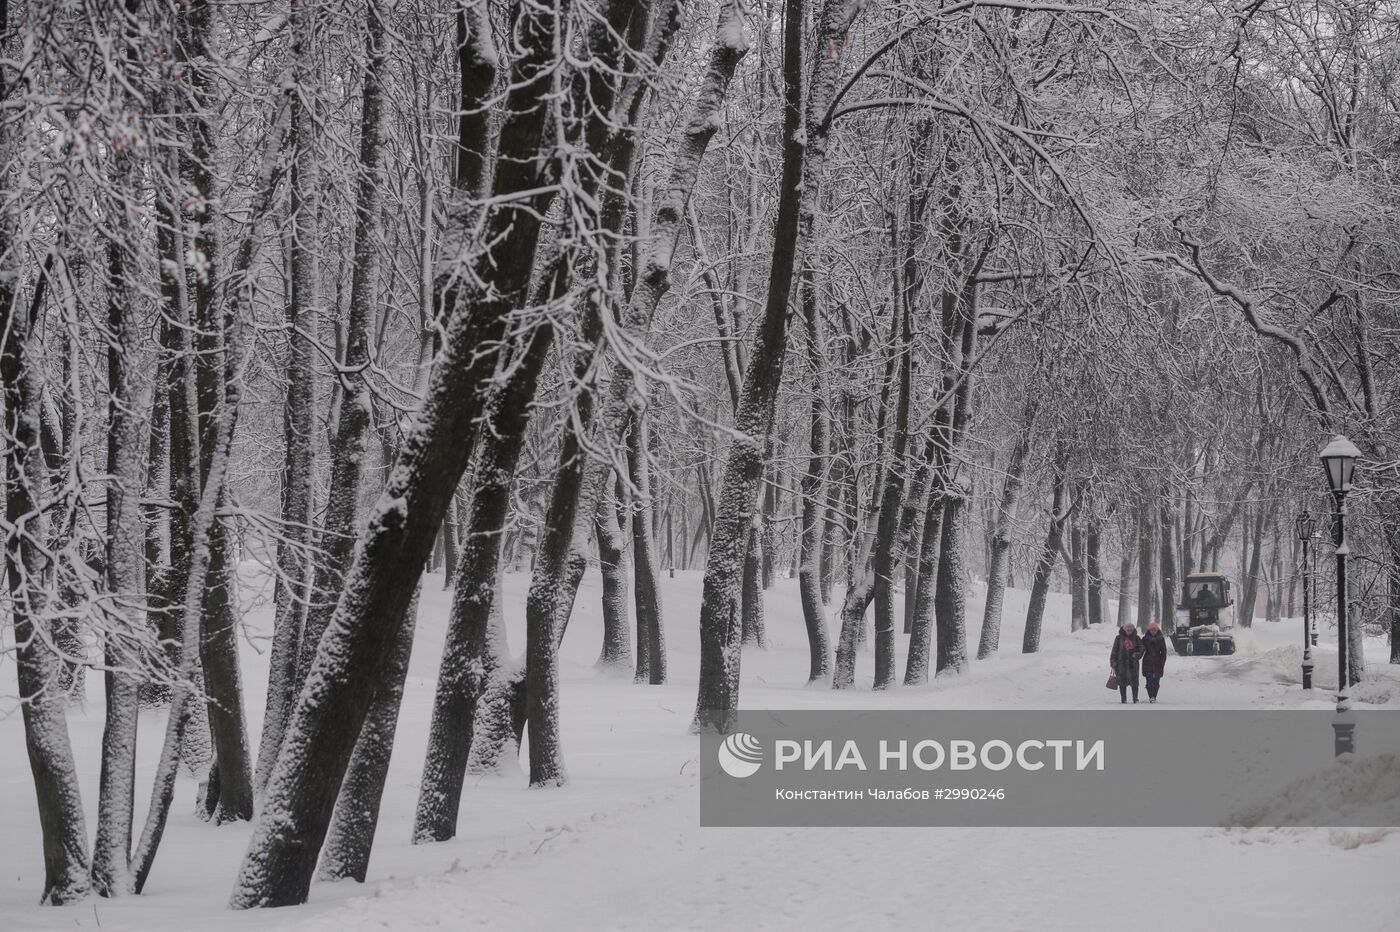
[
  {"left": 141, "top": 332, "right": 172, "bottom": 694},
  {"left": 1068, "top": 516, "right": 1088, "bottom": 632},
  {"left": 1022, "top": 453, "right": 1069, "bottom": 654},
  {"left": 518, "top": 0, "right": 694, "bottom": 785},
  {"left": 91, "top": 161, "right": 152, "bottom": 897},
  {"left": 978, "top": 405, "right": 1033, "bottom": 659},
  {"left": 819, "top": 454, "right": 845, "bottom": 605},
  {"left": 155, "top": 187, "right": 212, "bottom": 783},
  {"left": 1348, "top": 602, "right": 1365, "bottom": 686},
  {"left": 2, "top": 254, "right": 92, "bottom": 906},
  {"left": 413, "top": 528, "right": 514, "bottom": 843},
  {"left": 230, "top": 0, "right": 567, "bottom": 903},
  {"left": 528, "top": 0, "right": 748, "bottom": 687},
  {"left": 133, "top": 85, "right": 294, "bottom": 883},
  {"left": 132, "top": 284, "right": 249, "bottom": 892},
  {"left": 903, "top": 473, "right": 944, "bottom": 685},
  {"left": 1158, "top": 502, "right": 1178, "bottom": 633},
  {"left": 1240, "top": 498, "right": 1272, "bottom": 628},
  {"left": 319, "top": 587, "right": 419, "bottom": 882},
  {"left": 1135, "top": 502, "right": 1154, "bottom": 628},
  {"left": 177, "top": 0, "right": 254, "bottom": 826},
  {"left": 295, "top": 0, "right": 388, "bottom": 693},
  {"left": 873, "top": 297, "right": 913, "bottom": 688},
  {"left": 1115, "top": 525, "right": 1135, "bottom": 629},
  {"left": 797, "top": 270, "right": 830, "bottom": 683},
  {"left": 760, "top": 478, "right": 778, "bottom": 589},
  {"left": 256, "top": 0, "right": 320, "bottom": 797},
  {"left": 694, "top": 0, "right": 862, "bottom": 730},
  {"left": 1388, "top": 527, "right": 1400, "bottom": 664},
  {"left": 831, "top": 531, "right": 877, "bottom": 689},
  {"left": 595, "top": 480, "right": 633, "bottom": 671},
  {"left": 740, "top": 522, "right": 765, "bottom": 648},
  {"left": 414, "top": 299, "right": 556, "bottom": 833},
  {"left": 934, "top": 482, "right": 970, "bottom": 675},
  {"left": 630, "top": 413, "right": 667, "bottom": 681},
  {"left": 1086, "top": 513, "right": 1105, "bottom": 626}
]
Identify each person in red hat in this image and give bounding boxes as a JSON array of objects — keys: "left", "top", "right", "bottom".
[{"left": 1110, "top": 623, "right": 1144, "bottom": 704}]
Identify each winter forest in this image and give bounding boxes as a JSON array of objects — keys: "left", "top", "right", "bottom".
[{"left": 3, "top": 0, "right": 1400, "bottom": 924}]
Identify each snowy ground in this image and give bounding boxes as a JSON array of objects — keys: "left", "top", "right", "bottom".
[{"left": 3, "top": 569, "right": 1398, "bottom": 931}]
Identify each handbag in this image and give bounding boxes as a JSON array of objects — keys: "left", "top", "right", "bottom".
[{"left": 1106, "top": 673, "right": 1118, "bottom": 690}]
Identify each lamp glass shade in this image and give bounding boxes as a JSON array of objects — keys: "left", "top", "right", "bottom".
[
  {"left": 1319, "top": 435, "right": 1360, "bottom": 496},
  {"left": 1295, "top": 514, "right": 1316, "bottom": 540}
]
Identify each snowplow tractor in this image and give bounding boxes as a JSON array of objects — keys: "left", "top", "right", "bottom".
[{"left": 1170, "top": 573, "right": 1237, "bottom": 656}]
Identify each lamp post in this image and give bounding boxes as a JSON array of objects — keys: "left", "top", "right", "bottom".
[
  {"left": 1295, "top": 513, "right": 1317, "bottom": 691},
  {"left": 1320, "top": 435, "right": 1360, "bottom": 756},
  {"left": 1309, "top": 528, "right": 1319, "bottom": 647}
]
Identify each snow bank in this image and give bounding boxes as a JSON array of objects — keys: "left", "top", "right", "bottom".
[{"left": 1229, "top": 753, "right": 1400, "bottom": 844}]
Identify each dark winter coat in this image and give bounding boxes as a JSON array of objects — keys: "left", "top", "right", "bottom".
[
  {"left": 1110, "top": 631, "right": 1144, "bottom": 682},
  {"left": 1141, "top": 630, "right": 1168, "bottom": 678}
]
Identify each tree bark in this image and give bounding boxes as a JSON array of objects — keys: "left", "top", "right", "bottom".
[
  {"left": 1136, "top": 501, "right": 1154, "bottom": 629},
  {"left": 1159, "top": 501, "right": 1178, "bottom": 632},
  {"left": 92, "top": 170, "right": 151, "bottom": 897},
  {"left": 295, "top": 0, "right": 389, "bottom": 697},
  {"left": 255, "top": 0, "right": 319, "bottom": 798},
  {"left": 1022, "top": 453, "right": 1069, "bottom": 654},
  {"left": 630, "top": 413, "right": 668, "bottom": 681},
  {"left": 595, "top": 480, "right": 633, "bottom": 672},
  {"left": 797, "top": 269, "right": 830, "bottom": 682},
  {"left": 1116, "top": 516, "right": 1135, "bottom": 628},
  {"left": 903, "top": 471, "right": 944, "bottom": 684},
  {"left": 694, "top": 0, "right": 864, "bottom": 732},
  {"left": 873, "top": 302, "right": 913, "bottom": 686},
  {"left": 1068, "top": 512, "right": 1088, "bottom": 632},
  {"left": 2, "top": 254, "right": 92, "bottom": 905},
  {"left": 318, "top": 587, "right": 419, "bottom": 883},
  {"left": 231, "top": 0, "right": 567, "bottom": 902},
  {"left": 1086, "top": 512, "right": 1105, "bottom": 627},
  {"left": 978, "top": 404, "right": 1034, "bottom": 659},
  {"left": 741, "top": 522, "right": 766, "bottom": 647}
]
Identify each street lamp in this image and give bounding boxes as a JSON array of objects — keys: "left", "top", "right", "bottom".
[
  {"left": 1309, "top": 525, "right": 1319, "bottom": 647},
  {"left": 1320, "top": 435, "right": 1360, "bottom": 756},
  {"left": 1295, "top": 513, "right": 1317, "bottom": 690}
]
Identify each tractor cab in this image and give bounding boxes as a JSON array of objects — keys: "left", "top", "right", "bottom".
[{"left": 1171, "top": 572, "right": 1237, "bottom": 656}]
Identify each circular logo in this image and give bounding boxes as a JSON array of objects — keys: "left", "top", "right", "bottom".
[{"left": 717, "top": 732, "right": 763, "bottom": 778}]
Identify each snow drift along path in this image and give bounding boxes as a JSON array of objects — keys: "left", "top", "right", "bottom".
[{"left": 2, "top": 568, "right": 1397, "bottom": 931}]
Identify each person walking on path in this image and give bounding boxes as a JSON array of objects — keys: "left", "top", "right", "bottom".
[
  {"left": 1110, "top": 623, "right": 1145, "bottom": 704},
  {"left": 1141, "top": 621, "right": 1168, "bottom": 703}
]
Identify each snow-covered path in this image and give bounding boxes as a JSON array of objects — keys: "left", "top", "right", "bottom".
[{"left": 2, "top": 569, "right": 1397, "bottom": 931}]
